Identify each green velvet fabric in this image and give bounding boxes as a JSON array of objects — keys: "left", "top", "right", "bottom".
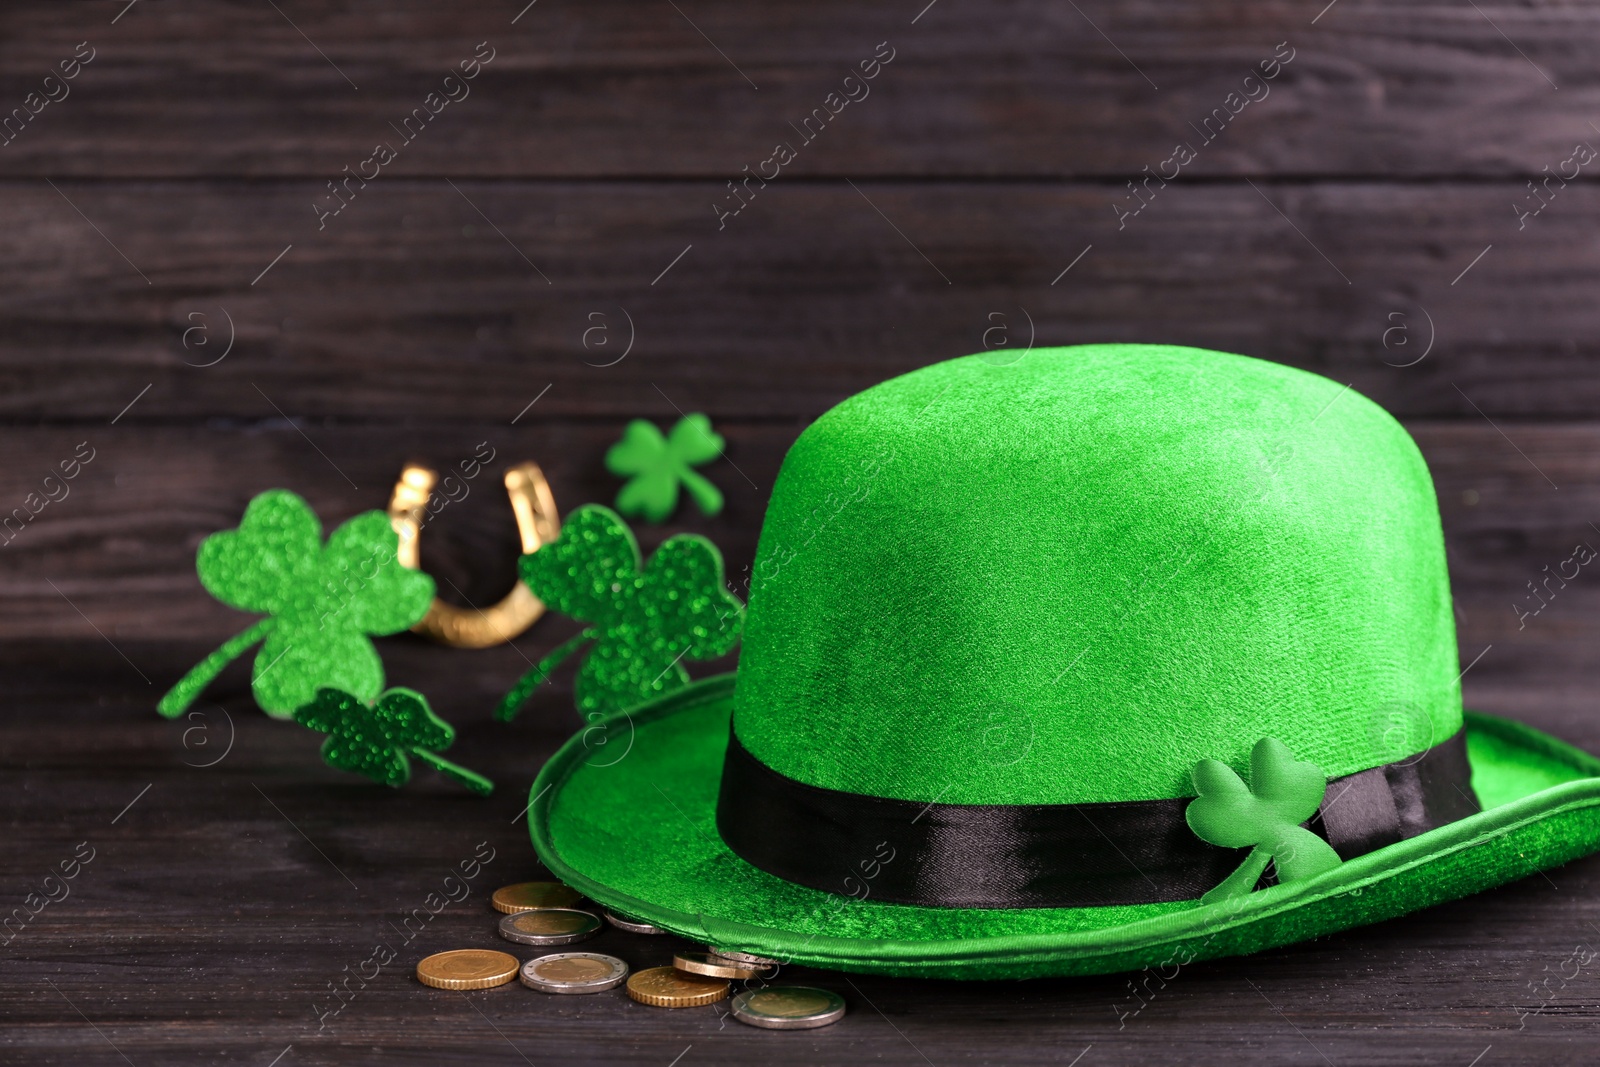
[
  {"left": 531, "top": 675, "right": 1600, "bottom": 979},
  {"left": 528, "top": 344, "right": 1600, "bottom": 978},
  {"left": 733, "top": 345, "right": 1460, "bottom": 803}
]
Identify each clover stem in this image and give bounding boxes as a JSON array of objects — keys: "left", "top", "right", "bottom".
[
  {"left": 494, "top": 628, "right": 596, "bottom": 723},
  {"left": 1200, "top": 846, "right": 1273, "bottom": 906},
  {"left": 409, "top": 749, "right": 494, "bottom": 796},
  {"left": 156, "top": 617, "right": 276, "bottom": 719},
  {"left": 678, "top": 468, "right": 724, "bottom": 516}
]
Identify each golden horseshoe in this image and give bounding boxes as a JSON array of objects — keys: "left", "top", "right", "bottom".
[{"left": 386, "top": 461, "right": 560, "bottom": 648}]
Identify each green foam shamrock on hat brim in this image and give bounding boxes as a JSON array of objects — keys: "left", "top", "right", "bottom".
[
  {"left": 157, "top": 489, "right": 435, "bottom": 720},
  {"left": 295, "top": 687, "right": 493, "bottom": 794},
  {"left": 606, "top": 413, "right": 725, "bottom": 522},
  {"left": 496, "top": 503, "right": 743, "bottom": 722},
  {"left": 1186, "top": 736, "right": 1343, "bottom": 903}
]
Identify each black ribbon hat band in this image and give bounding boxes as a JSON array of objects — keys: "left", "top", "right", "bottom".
[{"left": 715, "top": 729, "right": 1481, "bottom": 909}]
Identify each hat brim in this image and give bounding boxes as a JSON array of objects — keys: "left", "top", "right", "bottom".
[{"left": 528, "top": 674, "right": 1600, "bottom": 979}]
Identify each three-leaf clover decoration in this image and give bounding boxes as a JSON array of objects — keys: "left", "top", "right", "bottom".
[
  {"left": 295, "top": 687, "right": 493, "bottom": 794},
  {"left": 1186, "top": 737, "right": 1343, "bottom": 904},
  {"left": 157, "top": 489, "right": 435, "bottom": 720},
  {"left": 496, "top": 504, "right": 744, "bottom": 721},
  {"left": 605, "top": 414, "right": 725, "bottom": 522}
]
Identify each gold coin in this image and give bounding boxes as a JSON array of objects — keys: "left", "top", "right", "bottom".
[
  {"left": 625, "top": 966, "right": 730, "bottom": 1007},
  {"left": 673, "top": 951, "right": 763, "bottom": 979},
  {"left": 542, "top": 957, "right": 612, "bottom": 981},
  {"left": 498, "top": 908, "right": 602, "bottom": 946},
  {"left": 416, "top": 949, "right": 520, "bottom": 990},
  {"left": 491, "top": 881, "right": 583, "bottom": 914}
]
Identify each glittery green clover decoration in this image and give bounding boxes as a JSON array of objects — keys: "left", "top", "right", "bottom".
[
  {"left": 605, "top": 413, "right": 725, "bottom": 522},
  {"left": 294, "top": 687, "right": 493, "bottom": 794},
  {"left": 157, "top": 489, "right": 435, "bottom": 721},
  {"left": 1186, "top": 737, "right": 1343, "bottom": 904},
  {"left": 496, "top": 504, "right": 743, "bottom": 722}
]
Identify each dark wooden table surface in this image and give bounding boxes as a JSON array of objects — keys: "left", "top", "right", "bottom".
[{"left": 4, "top": 2, "right": 1600, "bottom": 1063}]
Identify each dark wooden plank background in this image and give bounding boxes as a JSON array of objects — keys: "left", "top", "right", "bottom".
[{"left": 4, "top": 2, "right": 1600, "bottom": 1063}]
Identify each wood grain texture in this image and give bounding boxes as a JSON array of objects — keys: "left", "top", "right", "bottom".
[
  {"left": 4, "top": 1, "right": 1600, "bottom": 1063},
  {"left": 1, "top": 420, "right": 1597, "bottom": 693},
  {"left": 0, "top": 2, "right": 1593, "bottom": 178},
  {"left": 1, "top": 641, "right": 1598, "bottom": 1067},
  {"left": 1, "top": 179, "right": 1599, "bottom": 422},
  {"left": 0, "top": 420, "right": 787, "bottom": 639}
]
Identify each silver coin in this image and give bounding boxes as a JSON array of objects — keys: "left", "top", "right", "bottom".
[
  {"left": 519, "top": 952, "right": 629, "bottom": 994},
  {"left": 497, "top": 908, "right": 602, "bottom": 946},
  {"left": 604, "top": 909, "right": 668, "bottom": 935},
  {"left": 712, "top": 948, "right": 780, "bottom": 967},
  {"left": 731, "top": 986, "right": 847, "bottom": 1030}
]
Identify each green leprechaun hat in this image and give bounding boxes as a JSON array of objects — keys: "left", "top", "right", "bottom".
[{"left": 527, "top": 344, "right": 1600, "bottom": 979}]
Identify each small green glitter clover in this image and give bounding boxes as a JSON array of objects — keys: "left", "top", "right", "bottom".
[
  {"left": 1186, "top": 737, "right": 1343, "bottom": 904},
  {"left": 294, "top": 687, "right": 493, "bottom": 794},
  {"left": 496, "top": 504, "right": 743, "bottom": 722},
  {"left": 157, "top": 489, "right": 435, "bottom": 720},
  {"left": 605, "top": 414, "right": 725, "bottom": 522}
]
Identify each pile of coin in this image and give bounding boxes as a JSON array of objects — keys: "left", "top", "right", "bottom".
[{"left": 413, "top": 881, "right": 846, "bottom": 1029}]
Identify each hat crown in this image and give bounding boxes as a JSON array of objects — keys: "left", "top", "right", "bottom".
[{"left": 732, "top": 345, "right": 1461, "bottom": 805}]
